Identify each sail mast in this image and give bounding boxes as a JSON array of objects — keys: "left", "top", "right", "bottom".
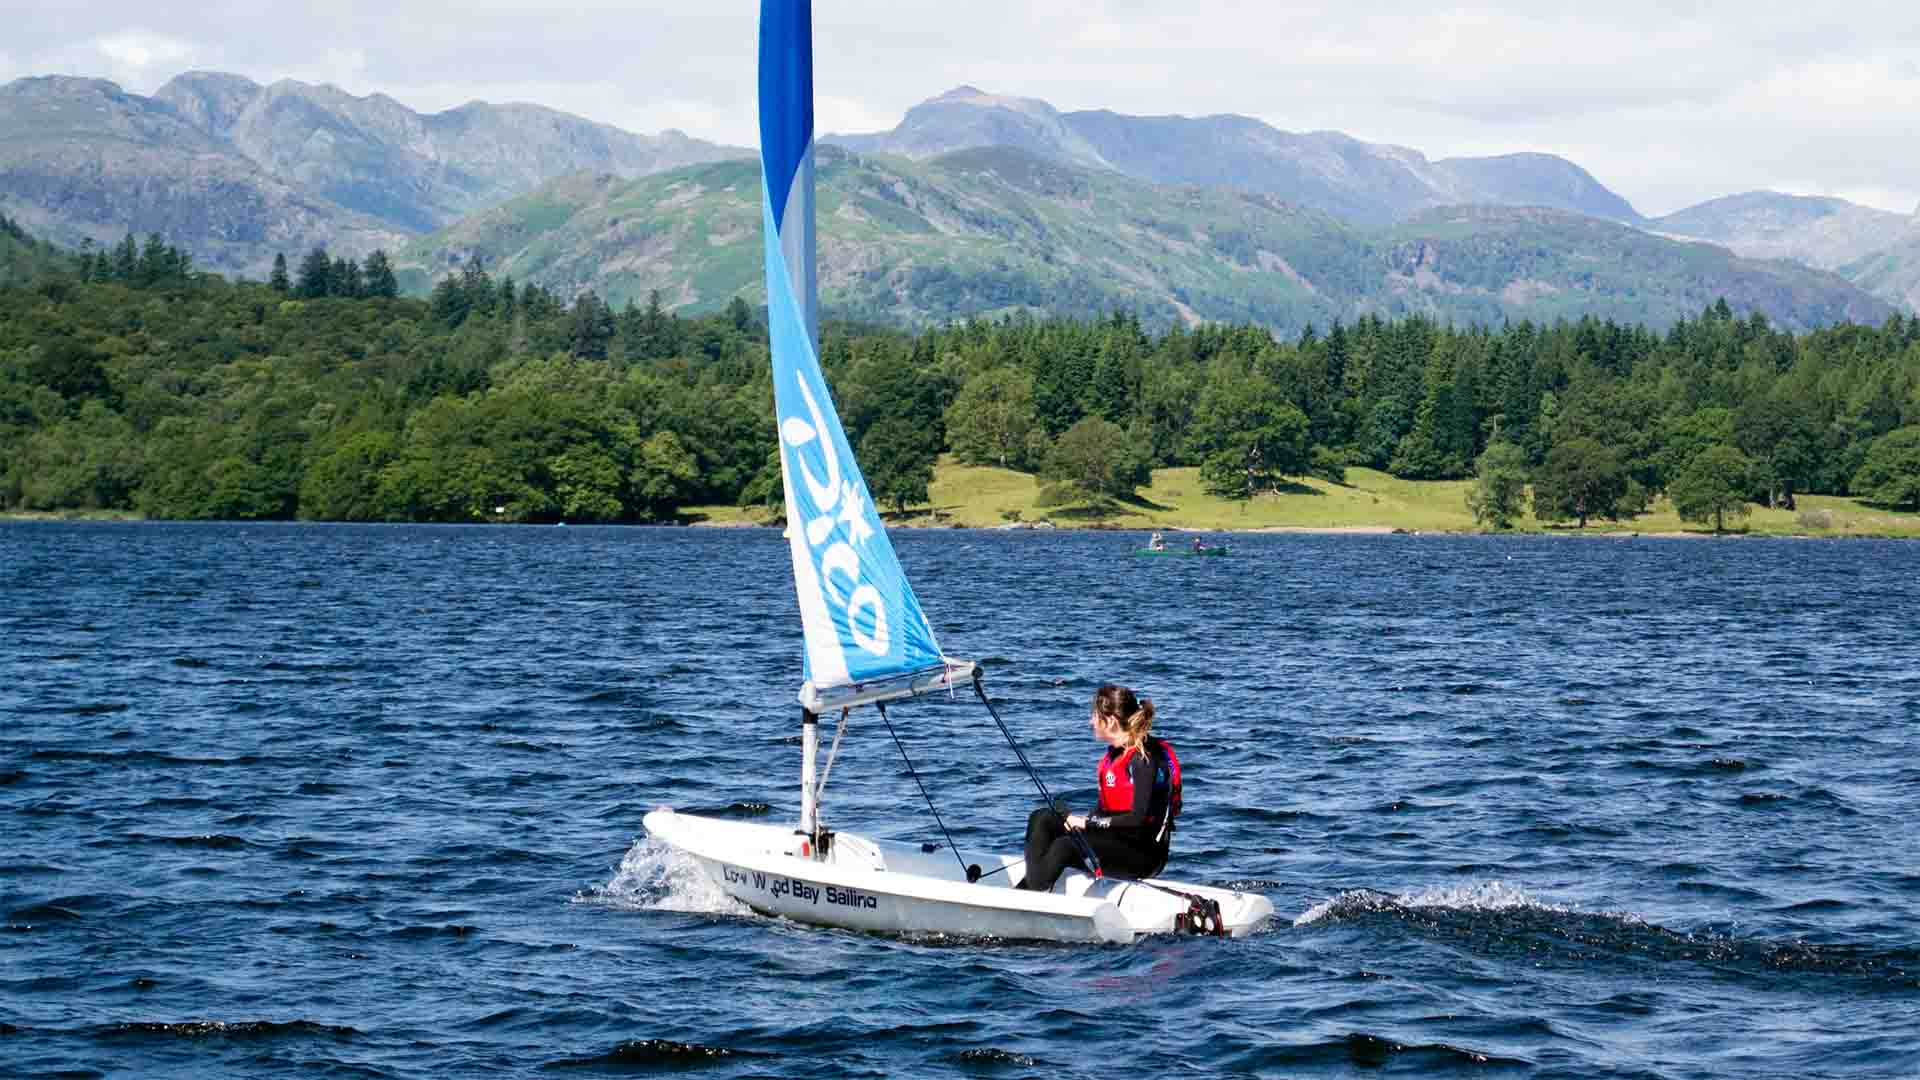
[
  {"left": 758, "top": 1, "right": 972, "bottom": 717},
  {"left": 758, "top": 1, "right": 817, "bottom": 354}
]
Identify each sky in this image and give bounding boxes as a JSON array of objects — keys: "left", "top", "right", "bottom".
[{"left": 3, "top": 1, "right": 1918, "bottom": 219}]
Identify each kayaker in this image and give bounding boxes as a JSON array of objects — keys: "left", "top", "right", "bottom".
[
  {"left": 1017, "top": 684, "right": 1181, "bottom": 891},
  {"left": 1149, "top": 532, "right": 1166, "bottom": 551}
]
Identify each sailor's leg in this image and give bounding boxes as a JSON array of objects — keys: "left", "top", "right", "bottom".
[
  {"left": 1020, "top": 807, "right": 1063, "bottom": 886},
  {"left": 1081, "top": 829, "right": 1161, "bottom": 878},
  {"left": 1021, "top": 808, "right": 1086, "bottom": 891},
  {"left": 1022, "top": 836, "right": 1085, "bottom": 892}
]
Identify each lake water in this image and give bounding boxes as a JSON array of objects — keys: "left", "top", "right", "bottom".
[{"left": 3, "top": 522, "right": 1917, "bottom": 1078}]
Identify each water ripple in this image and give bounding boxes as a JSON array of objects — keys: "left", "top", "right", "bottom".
[{"left": 3, "top": 523, "right": 1917, "bottom": 1080}]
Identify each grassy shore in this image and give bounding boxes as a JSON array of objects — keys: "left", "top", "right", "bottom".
[
  {"left": 7, "top": 464, "right": 1913, "bottom": 537},
  {"left": 689, "top": 458, "right": 1920, "bottom": 539}
]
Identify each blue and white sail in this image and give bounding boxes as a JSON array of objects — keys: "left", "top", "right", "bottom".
[{"left": 760, "top": 1, "right": 968, "bottom": 712}]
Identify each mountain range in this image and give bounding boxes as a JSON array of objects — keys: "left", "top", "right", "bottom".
[
  {"left": 821, "top": 86, "right": 1919, "bottom": 314},
  {"left": 395, "top": 145, "right": 1891, "bottom": 333},
  {"left": 0, "top": 73, "right": 743, "bottom": 277},
  {"left": 824, "top": 86, "right": 1641, "bottom": 227},
  {"left": 1, "top": 71, "right": 1915, "bottom": 325}
]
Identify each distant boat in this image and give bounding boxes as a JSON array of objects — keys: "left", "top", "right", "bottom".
[{"left": 642, "top": 1, "right": 1271, "bottom": 944}]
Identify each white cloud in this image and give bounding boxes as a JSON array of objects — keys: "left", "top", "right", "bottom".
[
  {"left": 94, "top": 30, "right": 192, "bottom": 71},
  {"left": 2, "top": 1, "right": 1918, "bottom": 215}
]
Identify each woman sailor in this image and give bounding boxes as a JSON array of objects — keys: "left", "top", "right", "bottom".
[{"left": 1017, "top": 684, "right": 1180, "bottom": 892}]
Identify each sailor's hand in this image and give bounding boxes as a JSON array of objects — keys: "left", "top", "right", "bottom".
[{"left": 1065, "top": 814, "right": 1087, "bottom": 830}]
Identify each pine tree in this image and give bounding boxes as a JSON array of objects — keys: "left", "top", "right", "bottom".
[
  {"left": 137, "top": 233, "right": 171, "bottom": 287},
  {"left": 269, "top": 252, "right": 290, "bottom": 293},
  {"left": 294, "top": 246, "right": 333, "bottom": 298},
  {"left": 111, "top": 234, "right": 139, "bottom": 282},
  {"left": 568, "top": 291, "right": 615, "bottom": 360},
  {"left": 499, "top": 276, "right": 525, "bottom": 354},
  {"left": 428, "top": 275, "right": 470, "bottom": 327},
  {"left": 361, "top": 250, "right": 398, "bottom": 299},
  {"left": 459, "top": 256, "right": 495, "bottom": 318},
  {"left": 636, "top": 288, "right": 677, "bottom": 360}
]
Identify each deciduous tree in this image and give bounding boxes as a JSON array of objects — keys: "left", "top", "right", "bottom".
[
  {"left": 1532, "top": 437, "right": 1628, "bottom": 528},
  {"left": 858, "top": 417, "right": 937, "bottom": 514},
  {"left": 1669, "top": 444, "right": 1754, "bottom": 532},
  {"left": 1188, "top": 359, "right": 1310, "bottom": 498},
  {"left": 945, "top": 366, "right": 1042, "bottom": 470},
  {"left": 1466, "top": 440, "right": 1529, "bottom": 530},
  {"left": 1044, "top": 416, "right": 1147, "bottom": 499},
  {"left": 1850, "top": 426, "right": 1920, "bottom": 511},
  {"left": 632, "top": 430, "right": 699, "bottom": 521}
]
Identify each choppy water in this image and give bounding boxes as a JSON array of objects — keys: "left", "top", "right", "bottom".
[{"left": 3, "top": 522, "right": 1917, "bottom": 1078}]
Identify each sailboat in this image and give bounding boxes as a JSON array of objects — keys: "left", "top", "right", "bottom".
[{"left": 642, "top": 0, "right": 1273, "bottom": 944}]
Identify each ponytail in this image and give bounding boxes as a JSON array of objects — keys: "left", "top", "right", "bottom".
[{"left": 1094, "top": 684, "right": 1154, "bottom": 752}]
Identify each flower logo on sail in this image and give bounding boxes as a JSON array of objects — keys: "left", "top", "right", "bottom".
[{"left": 782, "top": 372, "right": 889, "bottom": 657}]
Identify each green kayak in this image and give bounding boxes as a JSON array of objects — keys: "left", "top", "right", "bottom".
[{"left": 1136, "top": 546, "right": 1229, "bottom": 557}]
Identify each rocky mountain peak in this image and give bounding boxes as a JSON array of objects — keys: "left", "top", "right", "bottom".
[
  {"left": 915, "top": 85, "right": 1061, "bottom": 120},
  {"left": 0, "top": 73, "right": 220, "bottom": 149},
  {"left": 2, "top": 74, "right": 130, "bottom": 101},
  {"left": 154, "top": 70, "right": 262, "bottom": 136},
  {"left": 824, "top": 85, "right": 1108, "bottom": 170}
]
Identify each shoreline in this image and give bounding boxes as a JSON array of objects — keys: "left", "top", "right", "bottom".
[
  {"left": 684, "top": 517, "right": 1912, "bottom": 541},
  {"left": 3, "top": 513, "right": 1909, "bottom": 539}
]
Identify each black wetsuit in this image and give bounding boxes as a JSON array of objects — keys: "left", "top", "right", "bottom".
[{"left": 1019, "top": 746, "right": 1170, "bottom": 892}]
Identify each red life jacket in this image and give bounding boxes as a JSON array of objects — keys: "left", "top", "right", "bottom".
[{"left": 1096, "top": 737, "right": 1183, "bottom": 841}]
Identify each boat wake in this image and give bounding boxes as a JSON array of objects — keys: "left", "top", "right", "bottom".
[
  {"left": 1294, "top": 880, "right": 1920, "bottom": 991},
  {"left": 1294, "top": 880, "right": 1573, "bottom": 926},
  {"left": 577, "top": 835, "right": 749, "bottom": 917}
]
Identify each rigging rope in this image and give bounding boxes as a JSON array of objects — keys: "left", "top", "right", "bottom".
[
  {"left": 970, "top": 669, "right": 1102, "bottom": 877},
  {"left": 970, "top": 669, "right": 1055, "bottom": 805},
  {"left": 877, "top": 700, "right": 971, "bottom": 879},
  {"left": 815, "top": 708, "right": 850, "bottom": 810}
]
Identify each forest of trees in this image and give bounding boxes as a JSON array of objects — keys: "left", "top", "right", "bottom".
[{"left": 4, "top": 230, "right": 1920, "bottom": 525}]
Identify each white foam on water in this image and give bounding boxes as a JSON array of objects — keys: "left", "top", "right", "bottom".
[
  {"left": 575, "top": 836, "right": 750, "bottom": 917},
  {"left": 1397, "top": 879, "right": 1571, "bottom": 913},
  {"left": 1292, "top": 894, "right": 1354, "bottom": 926},
  {"left": 1293, "top": 879, "right": 1572, "bottom": 927}
]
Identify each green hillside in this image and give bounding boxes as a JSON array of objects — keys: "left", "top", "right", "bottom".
[
  {"left": 397, "top": 146, "right": 1892, "bottom": 334},
  {"left": 1383, "top": 206, "right": 1892, "bottom": 329},
  {"left": 0, "top": 210, "right": 69, "bottom": 285}
]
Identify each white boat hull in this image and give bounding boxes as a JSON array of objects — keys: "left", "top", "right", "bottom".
[{"left": 644, "top": 808, "right": 1273, "bottom": 943}]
